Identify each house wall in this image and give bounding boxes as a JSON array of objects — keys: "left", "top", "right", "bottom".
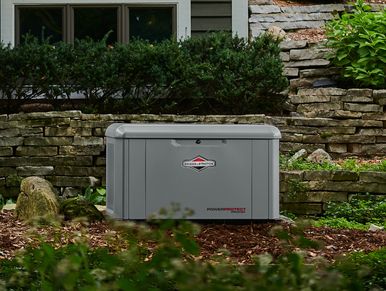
[{"left": 191, "top": 0, "right": 232, "bottom": 37}]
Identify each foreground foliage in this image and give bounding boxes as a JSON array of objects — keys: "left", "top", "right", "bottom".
[
  {"left": 0, "top": 217, "right": 385, "bottom": 290},
  {"left": 0, "top": 33, "right": 288, "bottom": 114},
  {"left": 326, "top": 0, "right": 386, "bottom": 88}
]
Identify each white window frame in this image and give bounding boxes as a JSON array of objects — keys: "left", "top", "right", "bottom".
[{"left": 1, "top": 0, "right": 191, "bottom": 46}]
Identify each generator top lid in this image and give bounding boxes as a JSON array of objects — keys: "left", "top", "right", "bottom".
[{"left": 106, "top": 123, "right": 281, "bottom": 139}]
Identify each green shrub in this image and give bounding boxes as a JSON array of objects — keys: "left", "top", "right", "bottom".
[
  {"left": 179, "top": 33, "right": 288, "bottom": 114},
  {"left": 83, "top": 186, "right": 106, "bottom": 205},
  {"left": 0, "top": 33, "right": 288, "bottom": 114},
  {"left": 324, "top": 195, "right": 386, "bottom": 225},
  {"left": 335, "top": 248, "right": 386, "bottom": 290},
  {"left": 313, "top": 217, "right": 369, "bottom": 230},
  {"left": 326, "top": 0, "right": 386, "bottom": 88}
]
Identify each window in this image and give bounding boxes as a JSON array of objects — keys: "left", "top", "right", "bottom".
[
  {"left": 129, "top": 7, "right": 174, "bottom": 42},
  {"left": 15, "top": 5, "right": 176, "bottom": 44},
  {"left": 17, "top": 7, "right": 64, "bottom": 43},
  {"left": 73, "top": 7, "right": 119, "bottom": 44},
  {"left": 2, "top": 0, "right": 189, "bottom": 46}
]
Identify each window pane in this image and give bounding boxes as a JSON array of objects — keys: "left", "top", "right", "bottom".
[
  {"left": 129, "top": 8, "right": 173, "bottom": 42},
  {"left": 18, "top": 7, "right": 63, "bottom": 43},
  {"left": 74, "top": 7, "right": 118, "bottom": 44}
]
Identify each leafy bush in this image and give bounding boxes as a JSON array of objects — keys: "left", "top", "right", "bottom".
[
  {"left": 335, "top": 248, "right": 386, "bottom": 290},
  {"left": 324, "top": 195, "right": 386, "bottom": 225},
  {"left": 326, "top": 0, "right": 386, "bottom": 88},
  {"left": 0, "top": 217, "right": 379, "bottom": 290},
  {"left": 83, "top": 186, "right": 106, "bottom": 205},
  {"left": 0, "top": 33, "right": 288, "bottom": 114}
]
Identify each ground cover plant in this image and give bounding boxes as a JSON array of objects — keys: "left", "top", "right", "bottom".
[
  {"left": 326, "top": 0, "right": 386, "bottom": 88},
  {"left": 0, "top": 33, "right": 288, "bottom": 115},
  {"left": 280, "top": 155, "right": 386, "bottom": 172}
]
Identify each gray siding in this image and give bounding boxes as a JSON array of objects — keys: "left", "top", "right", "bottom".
[{"left": 191, "top": 0, "right": 232, "bottom": 37}]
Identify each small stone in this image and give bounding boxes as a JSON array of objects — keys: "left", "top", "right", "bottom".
[
  {"left": 267, "top": 26, "right": 286, "bottom": 41},
  {"left": 369, "top": 224, "right": 384, "bottom": 232},
  {"left": 288, "top": 149, "right": 308, "bottom": 164},
  {"left": 307, "top": 149, "right": 332, "bottom": 163},
  {"left": 279, "top": 215, "right": 295, "bottom": 224},
  {"left": 62, "top": 187, "right": 82, "bottom": 199}
]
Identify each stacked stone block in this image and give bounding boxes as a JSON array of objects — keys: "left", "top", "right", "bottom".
[
  {"left": 284, "top": 88, "right": 386, "bottom": 155},
  {"left": 249, "top": 2, "right": 386, "bottom": 37},
  {"left": 279, "top": 40, "right": 340, "bottom": 90},
  {"left": 249, "top": 3, "right": 344, "bottom": 37},
  {"left": 280, "top": 170, "right": 386, "bottom": 215}
]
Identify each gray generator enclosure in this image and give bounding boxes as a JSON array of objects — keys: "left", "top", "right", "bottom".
[{"left": 106, "top": 124, "right": 281, "bottom": 220}]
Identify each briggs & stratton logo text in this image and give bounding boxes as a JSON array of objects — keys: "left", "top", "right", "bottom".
[{"left": 182, "top": 156, "right": 216, "bottom": 172}]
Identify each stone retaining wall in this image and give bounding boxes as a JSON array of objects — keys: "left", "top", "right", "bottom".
[
  {"left": 0, "top": 109, "right": 385, "bottom": 199},
  {"left": 249, "top": 3, "right": 345, "bottom": 37},
  {"left": 250, "top": 2, "right": 386, "bottom": 91},
  {"left": 281, "top": 170, "right": 386, "bottom": 215},
  {"left": 279, "top": 40, "right": 337, "bottom": 90},
  {"left": 249, "top": 1, "right": 386, "bottom": 37}
]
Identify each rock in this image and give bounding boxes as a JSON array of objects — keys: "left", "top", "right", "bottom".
[
  {"left": 284, "top": 68, "right": 299, "bottom": 77},
  {"left": 60, "top": 197, "right": 104, "bottom": 222},
  {"left": 279, "top": 40, "right": 307, "bottom": 50},
  {"left": 250, "top": 5, "right": 281, "bottom": 14},
  {"left": 288, "top": 149, "right": 308, "bottom": 164},
  {"left": 343, "top": 103, "right": 382, "bottom": 112},
  {"left": 313, "top": 79, "right": 337, "bottom": 88},
  {"left": 62, "top": 187, "right": 82, "bottom": 199},
  {"left": 369, "top": 224, "right": 384, "bottom": 232},
  {"left": 307, "top": 149, "right": 332, "bottom": 163},
  {"left": 279, "top": 215, "right": 295, "bottom": 225},
  {"left": 267, "top": 26, "right": 286, "bottom": 41},
  {"left": 16, "top": 177, "right": 60, "bottom": 221}
]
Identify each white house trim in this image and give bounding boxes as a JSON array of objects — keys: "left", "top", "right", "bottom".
[
  {"left": 232, "top": 0, "right": 248, "bottom": 38},
  {"left": 1, "top": 0, "right": 191, "bottom": 45}
]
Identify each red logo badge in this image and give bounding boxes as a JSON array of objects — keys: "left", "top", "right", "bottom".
[{"left": 182, "top": 156, "right": 216, "bottom": 172}]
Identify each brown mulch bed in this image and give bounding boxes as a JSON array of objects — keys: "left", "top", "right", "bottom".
[{"left": 1, "top": 210, "right": 385, "bottom": 263}]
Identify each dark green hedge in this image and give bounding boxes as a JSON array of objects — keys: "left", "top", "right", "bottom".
[{"left": 0, "top": 33, "right": 288, "bottom": 114}]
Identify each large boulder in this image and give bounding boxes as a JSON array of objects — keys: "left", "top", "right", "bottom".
[
  {"left": 16, "top": 177, "right": 60, "bottom": 221},
  {"left": 60, "top": 197, "right": 104, "bottom": 222}
]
